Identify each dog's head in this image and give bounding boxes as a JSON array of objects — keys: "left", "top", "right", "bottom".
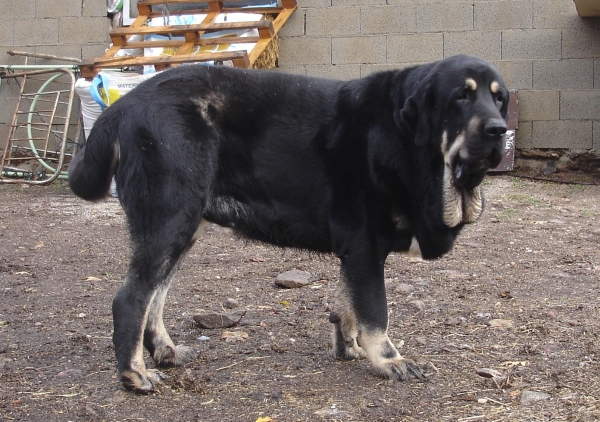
[{"left": 400, "top": 55, "right": 509, "bottom": 191}]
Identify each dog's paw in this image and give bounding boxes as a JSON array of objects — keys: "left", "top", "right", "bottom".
[
  {"left": 334, "top": 340, "right": 366, "bottom": 361},
  {"left": 154, "top": 345, "right": 198, "bottom": 367},
  {"left": 121, "top": 368, "right": 167, "bottom": 393},
  {"left": 372, "top": 357, "right": 426, "bottom": 381}
]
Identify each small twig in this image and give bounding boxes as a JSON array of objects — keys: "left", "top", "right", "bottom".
[
  {"left": 23, "top": 364, "right": 57, "bottom": 371},
  {"left": 215, "top": 360, "right": 244, "bottom": 371},
  {"left": 482, "top": 397, "right": 509, "bottom": 407},
  {"left": 458, "top": 415, "right": 486, "bottom": 422},
  {"left": 215, "top": 356, "right": 270, "bottom": 371},
  {"left": 428, "top": 361, "right": 440, "bottom": 374}
]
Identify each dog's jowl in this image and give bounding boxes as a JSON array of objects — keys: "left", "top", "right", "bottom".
[{"left": 69, "top": 55, "right": 509, "bottom": 392}]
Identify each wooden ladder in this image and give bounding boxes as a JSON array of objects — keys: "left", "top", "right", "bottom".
[{"left": 79, "top": 0, "right": 297, "bottom": 78}]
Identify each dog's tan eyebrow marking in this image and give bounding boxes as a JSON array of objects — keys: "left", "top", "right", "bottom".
[
  {"left": 491, "top": 81, "right": 500, "bottom": 93},
  {"left": 465, "top": 78, "right": 477, "bottom": 91}
]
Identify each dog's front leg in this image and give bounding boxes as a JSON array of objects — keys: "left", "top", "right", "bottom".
[{"left": 331, "top": 250, "right": 425, "bottom": 381}]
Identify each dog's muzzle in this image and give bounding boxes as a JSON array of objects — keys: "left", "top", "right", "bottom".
[{"left": 454, "top": 118, "right": 507, "bottom": 190}]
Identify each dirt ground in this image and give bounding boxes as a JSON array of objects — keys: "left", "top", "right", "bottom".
[{"left": 0, "top": 175, "right": 599, "bottom": 422}]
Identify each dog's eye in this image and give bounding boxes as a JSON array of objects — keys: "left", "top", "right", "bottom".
[
  {"left": 495, "top": 95, "right": 505, "bottom": 108},
  {"left": 456, "top": 90, "right": 469, "bottom": 102}
]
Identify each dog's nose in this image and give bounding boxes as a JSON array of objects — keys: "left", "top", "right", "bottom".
[{"left": 484, "top": 120, "right": 507, "bottom": 137}]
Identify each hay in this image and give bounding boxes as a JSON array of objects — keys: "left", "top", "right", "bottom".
[{"left": 251, "top": 14, "right": 280, "bottom": 70}]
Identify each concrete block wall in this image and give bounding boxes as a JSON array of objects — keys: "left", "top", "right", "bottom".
[
  {"left": 0, "top": 0, "right": 111, "bottom": 142},
  {"left": 278, "top": 0, "right": 600, "bottom": 151},
  {"left": 1, "top": 0, "right": 599, "bottom": 153}
]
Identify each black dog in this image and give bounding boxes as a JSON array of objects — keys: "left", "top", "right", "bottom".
[{"left": 69, "top": 54, "right": 509, "bottom": 393}]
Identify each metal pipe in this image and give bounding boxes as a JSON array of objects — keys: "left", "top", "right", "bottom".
[{"left": 1, "top": 65, "right": 80, "bottom": 72}]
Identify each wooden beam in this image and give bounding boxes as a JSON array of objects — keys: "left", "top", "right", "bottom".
[
  {"left": 109, "top": 21, "right": 274, "bottom": 37},
  {"left": 573, "top": 0, "right": 600, "bottom": 16}
]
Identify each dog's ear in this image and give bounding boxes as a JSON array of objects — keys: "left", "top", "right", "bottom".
[{"left": 396, "top": 80, "right": 434, "bottom": 147}]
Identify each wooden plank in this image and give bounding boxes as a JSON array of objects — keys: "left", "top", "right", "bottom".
[
  {"left": 176, "top": 4, "right": 221, "bottom": 57},
  {"left": 247, "top": 5, "right": 296, "bottom": 65},
  {"left": 144, "top": 6, "right": 283, "bottom": 17},
  {"left": 138, "top": 0, "right": 269, "bottom": 5},
  {"left": 573, "top": 0, "right": 600, "bottom": 16},
  {"left": 105, "top": 14, "right": 149, "bottom": 50},
  {"left": 110, "top": 20, "right": 274, "bottom": 37},
  {"left": 86, "top": 50, "right": 249, "bottom": 67}
]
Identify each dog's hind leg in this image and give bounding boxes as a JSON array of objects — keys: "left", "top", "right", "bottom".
[
  {"left": 142, "top": 222, "right": 208, "bottom": 369},
  {"left": 112, "top": 160, "right": 213, "bottom": 392},
  {"left": 331, "top": 239, "right": 425, "bottom": 381},
  {"left": 143, "top": 264, "right": 198, "bottom": 368},
  {"left": 112, "top": 213, "right": 202, "bottom": 393}
]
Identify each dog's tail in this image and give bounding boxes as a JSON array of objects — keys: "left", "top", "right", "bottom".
[{"left": 68, "top": 110, "right": 120, "bottom": 201}]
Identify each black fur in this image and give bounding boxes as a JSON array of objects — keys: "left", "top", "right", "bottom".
[{"left": 70, "top": 55, "right": 509, "bottom": 391}]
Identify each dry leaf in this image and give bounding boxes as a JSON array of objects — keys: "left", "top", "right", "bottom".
[
  {"left": 488, "top": 319, "right": 513, "bottom": 329},
  {"left": 220, "top": 331, "right": 249, "bottom": 342}
]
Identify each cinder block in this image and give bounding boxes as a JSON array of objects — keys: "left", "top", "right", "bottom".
[
  {"left": 0, "top": 125, "right": 9, "bottom": 145},
  {"left": 298, "top": 0, "right": 332, "bottom": 7},
  {"left": 279, "top": 37, "right": 332, "bottom": 66},
  {"left": 361, "top": 5, "right": 416, "bottom": 35},
  {"left": 361, "top": 63, "right": 411, "bottom": 77},
  {"left": 502, "top": 29, "right": 561, "bottom": 60},
  {"left": 273, "top": 65, "right": 307, "bottom": 76},
  {"left": 332, "top": 35, "right": 386, "bottom": 64},
  {"left": 306, "top": 7, "right": 359, "bottom": 36},
  {"left": 3, "top": 0, "right": 35, "bottom": 20},
  {"left": 278, "top": 9, "right": 305, "bottom": 37},
  {"left": 387, "top": 0, "right": 445, "bottom": 3},
  {"left": 333, "top": 0, "right": 385, "bottom": 5},
  {"left": 14, "top": 18, "right": 59, "bottom": 46},
  {"left": 596, "top": 59, "right": 600, "bottom": 88},
  {"left": 82, "top": 44, "right": 111, "bottom": 61},
  {"left": 387, "top": 33, "right": 443, "bottom": 64},
  {"left": 475, "top": 1, "right": 532, "bottom": 30},
  {"left": 518, "top": 90, "right": 559, "bottom": 121},
  {"left": 561, "top": 28, "right": 600, "bottom": 59},
  {"left": 533, "top": 59, "right": 593, "bottom": 90},
  {"left": 36, "top": 0, "right": 82, "bottom": 18},
  {"left": 492, "top": 60, "right": 533, "bottom": 90},
  {"left": 83, "top": 0, "right": 109, "bottom": 17},
  {"left": 560, "top": 90, "right": 600, "bottom": 120},
  {"left": 515, "top": 120, "right": 533, "bottom": 149},
  {"left": 533, "top": 0, "right": 591, "bottom": 29},
  {"left": 305, "top": 64, "right": 361, "bottom": 80},
  {"left": 59, "top": 17, "right": 112, "bottom": 45},
  {"left": 594, "top": 121, "right": 600, "bottom": 150},
  {"left": 532, "top": 120, "right": 593, "bottom": 149},
  {"left": 0, "top": 83, "right": 20, "bottom": 114},
  {"left": 0, "top": 20, "right": 13, "bottom": 45},
  {"left": 416, "top": 3, "right": 474, "bottom": 33},
  {"left": 443, "top": 31, "right": 501, "bottom": 61}
]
